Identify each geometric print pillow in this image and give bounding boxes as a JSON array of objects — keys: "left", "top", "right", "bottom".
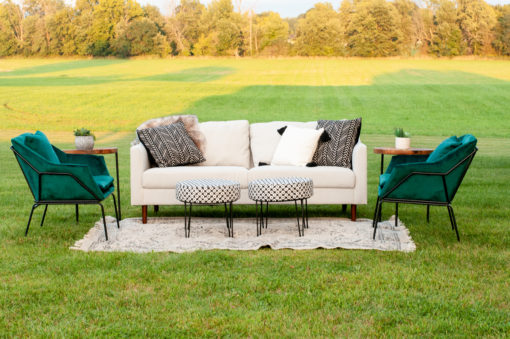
[
  {"left": 312, "top": 118, "right": 362, "bottom": 168},
  {"left": 137, "top": 121, "right": 206, "bottom": 167}
]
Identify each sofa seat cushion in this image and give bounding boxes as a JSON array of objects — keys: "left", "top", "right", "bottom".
[
  {"left": 143, "top": 166, "right": 249, "bottom": 189},
  {"left": 248, "top": 166, "right": 355, "bottom": 188}
]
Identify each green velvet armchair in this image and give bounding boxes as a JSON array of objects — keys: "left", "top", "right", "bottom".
[
  {"left": 11, "top": 131, "right": 119, "bottom": 240},
  {"left": 373, "top": 134, "right": 478, "bottom": 241}
]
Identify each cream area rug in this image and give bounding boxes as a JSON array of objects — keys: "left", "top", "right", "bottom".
[{"left": 71, "top": 216, "right": 416, "bottom": 253}]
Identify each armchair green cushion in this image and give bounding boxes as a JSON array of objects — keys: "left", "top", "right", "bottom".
[
  {"left": 11, "top": 132, "right": 114, "bottom": 202},
  {"left": 379, "top": 135, "right": 477, "bottom": 202}
]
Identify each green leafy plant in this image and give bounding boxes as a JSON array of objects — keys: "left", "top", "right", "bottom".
[
  {"left": 394, "top": 128, "right": 411, "bottom": 138},
  {"left": 73, "top": 128, "right": 95, "bottom": 140}
]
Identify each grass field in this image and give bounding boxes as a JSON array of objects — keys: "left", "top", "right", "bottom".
[{"left": 0, "top": 58, "right": 509, "bottom": 337}]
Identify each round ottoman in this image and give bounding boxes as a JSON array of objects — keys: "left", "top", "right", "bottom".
[
  {"left": 176, "top": 179, "right": 241, "bottom": 238},
  {"left": 248, "top": 177, "right": 313, "bottom": 237}
]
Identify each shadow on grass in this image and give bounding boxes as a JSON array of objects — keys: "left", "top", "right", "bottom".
[
  {"left": 141, "top": 66, "right": 236, "bottom": 82},
  {"left": 0, "top": 59, "right": 127, "bottom": 77},
  {"left": 0, "top": 65, "right": 236, "bottom": 87}
]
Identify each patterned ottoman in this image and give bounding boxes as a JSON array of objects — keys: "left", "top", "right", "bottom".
[
  {"left": 248, "top": 177, "right": 313, "bottom": 237},
  {"left": 176, "top": 179, "right": 241, "bottom": 238}
]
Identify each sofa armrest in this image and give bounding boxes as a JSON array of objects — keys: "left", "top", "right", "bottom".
[
  {"left": 352, "top": 140, "right": 367, "bottom": 204},
  {"left": 130, "top": 143, "right": 150, "bottom": 205}
]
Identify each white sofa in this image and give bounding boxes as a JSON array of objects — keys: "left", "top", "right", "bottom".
[{"left": 131, "top": 120, "right": 367, "bottom": 223}]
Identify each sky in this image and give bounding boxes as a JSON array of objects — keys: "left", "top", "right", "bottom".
[{"left": 137, "top": 0, "right": 510, "bottom": 17}]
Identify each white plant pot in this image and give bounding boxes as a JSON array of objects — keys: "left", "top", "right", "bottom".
[
  {"left": 75, "top": 136, "right": 94, "bottom": 150},
  {"left": 395, "top": 137, "right": 411, "bottom": 149}
]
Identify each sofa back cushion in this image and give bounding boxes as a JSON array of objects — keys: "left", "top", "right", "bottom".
[
  {"left": 249, "top": 121, "right": 317, "bottom": 166},
  {"left": 199, "top": 120, "right": 251, "bottom": 168}
]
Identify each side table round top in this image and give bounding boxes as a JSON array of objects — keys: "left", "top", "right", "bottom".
[
  {"left": 373, "top": 147, "right": 434, "bottom": 156},
  {"left": 63, "top": 147, "right": 118, "bottom": 155}
]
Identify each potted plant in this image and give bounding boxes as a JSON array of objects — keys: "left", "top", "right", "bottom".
[
  {"left": 74, "top": 128, "right": 95, "bottom": 150},
  {"left": 394, "top": 128, "right": 411, "bottom": 149}
]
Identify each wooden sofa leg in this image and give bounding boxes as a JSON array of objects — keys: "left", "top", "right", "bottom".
[
  {"left": 351, "top": 205, "right": 357, "bottom": 221},
  {"left": 142, "top": 205, "right": 148, "bottom": 224}
]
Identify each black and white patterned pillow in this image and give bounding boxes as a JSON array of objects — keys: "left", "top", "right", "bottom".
[
  {"left": 137, "top": 121, "right": 205, "bottom": 167},
  {"left": 312, "top": 118, "right": 362, "bottom": 168}
]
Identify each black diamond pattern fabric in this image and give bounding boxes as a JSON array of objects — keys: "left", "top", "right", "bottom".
[
  {"left": 176, "top": 179, "right": 241, "bottom": 204},
  {"left": 248, "top": 177, "right": 313, "bottom": 202},
  {"left": 312, "top": 118, "right": 362, "bottom": 169},
  {"left": 137, "top": 121, "right": 205, "bottom": 168}
]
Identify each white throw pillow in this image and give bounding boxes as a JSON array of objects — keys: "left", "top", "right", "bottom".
[
  {"left": 250, "top": 121, "right": 317, "bottom": 166},
  {"left": 271, "top": 126, "right": 324, "bottom": 166}
]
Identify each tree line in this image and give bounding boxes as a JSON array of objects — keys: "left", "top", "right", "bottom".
[{"left": 1, "top": 0, "right": 509, "bottom": 57}]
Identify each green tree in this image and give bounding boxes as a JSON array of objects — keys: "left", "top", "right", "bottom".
[
  {"left": 166, "top": 0, "right": 206, "bottom": 55},
  {"left": 89, "top": 0, "right": 143, "bottom": 56},
  {"left": 430, "top": 0, "right": 462, "bottom": 56},
  {"left": 0, "top": 0, "right": 24, "bottom": 55},
  {"left": 198, "top": 0, "right": 246, "bottom": 56},
  {"left": 393, "top": 0, "right": 422, "bottom": 55},
  {"left": 493, "top": 5, "right": 510, "bottom": 55},
  {"left": 295, "top": 3, "right": 343, "bottom": 56},
  {"left": 112, "top": 17, "right": 158, "bottom": 56},
  {"left": 254, "top": 12, "right": 288, "bottom": 55},
  {"left": 346, "top": 0, "right": 402, "bottom": 56},
  {"left": 457, "top": 0, "right": 497, "bottom": 54}
]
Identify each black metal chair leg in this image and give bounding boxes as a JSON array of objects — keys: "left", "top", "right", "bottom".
[
  {"left": 25, "top": 204, "right": 37, "bottom": 236},
  {"left": 224, "top": 203, "right": 233, "bottom": 237},
  {"left": 112, "top": 193, "right": 120, "bottom": 229},
  {"left": 372, "top": 197, "right": 380, "bottom": 228},
  {"left": 75, "top": 204, "right": 79, "bottom": 223},
  {"left": 373, "top": 201, "right": 382, "bottom": 240},
  {"left": 395, "top": 203, "right": 399, "bottom": 227},
  {"left": 40, "top": 204, "right": 48, "bottom": 227},
  {"left": 446, "top": 204, "right": 454, "bottom": 230},
  {"left": 448, "top": 205, "right": 460, "bottom": 241},
  {"left": 426, "top": 205, "right": 430, "bottom": 223},
  {"left": 99, "top": 203, "right": 108, "bottom": 241}
]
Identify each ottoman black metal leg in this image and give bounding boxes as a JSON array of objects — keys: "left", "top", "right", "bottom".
[
  {"left": 224, "top": 202, "right": 234, "bottom": 238},
  {"left": 305, "top": 199, "right": 309, "bottom": 229},
  {"left": 184, "top": 202, "right": 192, "bottom": 238},
  {"left": 300, "top": 199, "right": 306, "bottom": 236},
  {"left": 294, "top": 200, "right": 303, "bottom": 237},
  {"left": 265, "top": 202, "right": 269, "bottom": 229},
  {"left": 255, "top": 201, "right": 260, "bottom": 236}
]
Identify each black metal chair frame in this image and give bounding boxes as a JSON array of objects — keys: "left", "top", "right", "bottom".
[
  {"left": 255, "top": 198, "right": 309, "bottom": 237},
  {"left": 11, "top": 147, "right": 120, "bottom": 241},
  {"left": 373, "top": 148, "right": 477, "bottom": 241},
  {"left": 183, "top": 201, "right": 234, "bottom": 238}
]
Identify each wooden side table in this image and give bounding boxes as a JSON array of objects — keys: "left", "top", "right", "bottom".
[
  {"left": 373, "top": 147, "right": 434, "bottom": 225},
  {"left": 63, "top": 148, "right": 121, "bottom": 220}
]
